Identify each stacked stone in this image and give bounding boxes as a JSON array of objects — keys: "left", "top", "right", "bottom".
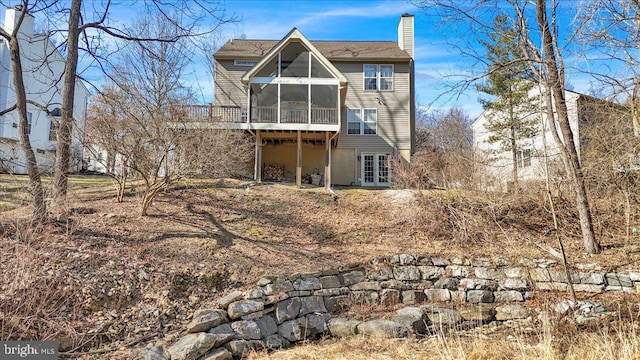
[
  {"left": 328, "top": 301, "right": 528, "bottom": 340},
  {"left": 530, "top": 267, "right": 637, "bottom": 293},
  {"left": 141, "top": 274, "right": 333, "bottom": 360},
  {"left": 357, "top": 255, "right": 532, "bottom": 306},
  {"left": 141, "top": 255, "right": 640, "bottom": 359}
]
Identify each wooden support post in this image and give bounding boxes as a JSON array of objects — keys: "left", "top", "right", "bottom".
[
  {"left": 255, "top": 130, "right": 262, "bottom": 183},
  {"left": 325, "top": 131, "right": 331, "bottom": 190},
  {"left": 296, "top": 130, "right": 302, "bottom": 188}
]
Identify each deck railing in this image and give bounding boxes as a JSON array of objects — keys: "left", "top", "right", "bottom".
[
  {"left": 176, "top": 105, "right": 245, "bottom": 123},
  {"left": 178, "top": 104, "right": 338, "bottom": 125}
]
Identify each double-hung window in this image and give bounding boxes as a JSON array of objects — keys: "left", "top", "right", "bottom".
[
  {"left": 347, "top": 108, "right": 377, "bottom": 135},
  {"left": 49, "top": 120, "right": 57, "bottom": 141},
  {"left": 363, "top": 64, "right": 394, "bottom": 91},
  {"left": 516, "top": 149, "right": 531, "bottom": 168}
]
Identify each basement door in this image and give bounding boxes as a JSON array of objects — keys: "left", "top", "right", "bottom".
[{"left": 361, "top": 153, "right": 390, "bottom": 186}]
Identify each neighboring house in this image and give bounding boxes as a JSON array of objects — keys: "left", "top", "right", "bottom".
[
  {"left": 188, "top": 14, "right": 415, "bottom": 188},
  {"left": 472, "top": 85, "right": 630, "bottom": 188},
  {"left": 0, "top": 7, "right": 90, "bottom": 174}
]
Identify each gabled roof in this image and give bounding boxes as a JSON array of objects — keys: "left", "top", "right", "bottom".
[
  {"left": 215, "top": 39, "right": 412, "bottom": 62},
  {"left": 240, "top": 28, "right": 347, "bottom": 84},
  {"left": 471, "top": 85, "right": 626, "bottom": 128}
]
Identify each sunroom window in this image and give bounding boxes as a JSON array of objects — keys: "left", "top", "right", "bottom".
[
  {"left": 248, "top": 40, "right": 340, "bottom": 125},
  {"left": 280, "top": 42, "right": 308, "bottom": 77}
]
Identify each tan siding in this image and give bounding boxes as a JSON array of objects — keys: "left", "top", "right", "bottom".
[
  {"left": 214, "top": 60, "right": 249, "bottom": 107},
  {"left": 335, "top": 61, "right": 412, "bottom": 152},
  {"left": 399, "top": 16, "right": 414, "bottom": 58},
  {"left": 410, "top": 60, "right": 416, "bottom": 155},
  {"left": 332, "top": 148, "right": 356, "bottom": 185},
  {"left": 333, "top": 61, "right": 411, "bottom": 183}
]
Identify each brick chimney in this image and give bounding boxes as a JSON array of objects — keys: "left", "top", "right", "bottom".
[{"left": 398, "top": 13, "right": 414, "bottom": 59}]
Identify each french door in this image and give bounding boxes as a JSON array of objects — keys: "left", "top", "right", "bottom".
[{"left": 361, "top": 153, "right": 390, "bottom": 186}]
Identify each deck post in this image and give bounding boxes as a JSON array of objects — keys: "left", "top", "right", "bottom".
[
  {"left": 325, "top": 131, "right": 331, "bottom": 190},
  {"left": 255, "top": 130, "right": 262, "bottom": 183},
  {"left": 296, "top": 130, "right": 302, "bottom": 188}
]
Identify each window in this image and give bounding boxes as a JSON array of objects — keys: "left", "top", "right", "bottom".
[
  {"left": 363, "top": 64, "right": 394, "bottom": 91},
  {"left": 234, "top": 60, "right": 257, "bottom": 67},
  {"left": 516, "top": 149, "right": 531, "bottom": 168},
  {"left": 347, "top": 108, "right": 361, "bottom": 134},
  {"left": 379, "top": 65, "right": 393, "bottom": 90},
  {"left": 363, "top": 109, "right": 377, "bottom": 134},
  {"left": 364, "top": 65, "right": 378, "bottom": 90},
  {"left": 49, "top": 120, "right": 57, "bottom": 141},
  {"left": 347, "top": 108, "right": 377, "bottom": 135},
  {"left": 26, "top": 112, "right": 32, "bottom": 134}
]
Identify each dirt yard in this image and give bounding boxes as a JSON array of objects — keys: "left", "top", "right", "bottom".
[{"left": 1, "top": 176, "right": 639, "bottom": 358}]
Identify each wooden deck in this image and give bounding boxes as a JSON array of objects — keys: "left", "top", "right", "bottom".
[{"left": 177, "top": 105, "right": 338, "bottom": 126}]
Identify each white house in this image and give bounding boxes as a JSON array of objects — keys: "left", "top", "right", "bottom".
[
  {"left": 0, "top": 7, "right": 90, "bottom": 174},
  {"left": 472, "top": 86, "right": 621, "bottom": 187}
]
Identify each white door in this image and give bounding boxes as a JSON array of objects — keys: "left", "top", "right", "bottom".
[{"left": 361, "top": 153, "right": 390, "bottom": 186}]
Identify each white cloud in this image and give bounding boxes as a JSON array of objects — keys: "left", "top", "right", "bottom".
[{"left": 309, "top": 2, "right": 416, "bottom": 18}]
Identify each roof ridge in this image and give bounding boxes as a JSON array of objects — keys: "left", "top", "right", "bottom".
[
  {"left": 227, "top": 39, "right": 397, "bottom": 43},
  {"left": 310, "top": 40, "right": 397, "bottom": 43}
]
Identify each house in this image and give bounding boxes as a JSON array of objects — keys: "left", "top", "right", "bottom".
[
  {"left": 0, "top": 7, "right": 90, "bottom": 174},
  {"left": 188, "top": 14, "right": 415, "bottom": 188},
  {"left": 472, "top": 85, "right": 630, "bottom": 187}
]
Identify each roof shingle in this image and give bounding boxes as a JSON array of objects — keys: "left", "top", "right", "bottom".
[{"left": 215, "top": 39, "right": 411, "bottom": 61}]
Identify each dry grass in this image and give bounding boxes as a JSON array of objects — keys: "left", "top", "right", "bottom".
[
  {"left": 248, "top": 315, "right": 640, "bottom": 360},
  {"left": 1, "top": 175, "right": 640, "bottom": 358}
]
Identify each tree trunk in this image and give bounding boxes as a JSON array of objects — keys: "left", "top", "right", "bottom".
[
  {"left": 9, "top": 39, "right": 46, "bottom": 221},
  {"left": 510, "top": 125, "right": 518, "bottom": 190},
  {"left": 537, "top": 0, "right": 600, "bottom": 254},
  {"left": 116, "top": 160, "right": 127, "bottom": 203},
  {"left": 53, "top": 0, "right": 82, "bottom": 207},
  {"left": 632, "top": 80, "right": 640, "bottom": 137}
]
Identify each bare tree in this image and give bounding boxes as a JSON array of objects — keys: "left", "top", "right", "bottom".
[
  {"left": 51, "top": 0, "right": 81, "bottom": 208},
  {"left": 422, "top": 107, "right": 473, "bottom": 188},
  {"left": 0, "top": 0, "right": 232, "bottom": 219},
  {"left": 414, "top": 0, "right": 601, "bottom": 253},
  {"left": 531, "top": 0, "right": 599, "bottom": 253},
  {"left": 84, "top": 85, "right": 129, "bottom": 202},
  {"left": 580, "top": 100, "right": 638, "bottom": 243},
  {"left": 393, "top": 107, "right": 472, "bottom": 189},
  {"left": 17, "top": 0, "right": 233, "bottom": 208},
  {"left": 576, "top": 0, "right": 640, "bottom": 136},
  {"left": 86, "top": 13, "right": 251, "bottom": 215},
  {"left": 0, "top": 3, "right": 46, "bottom": 221}
]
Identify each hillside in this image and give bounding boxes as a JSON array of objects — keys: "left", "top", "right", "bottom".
[{"left": 1, "top": 176, "right": 639, "bottom": 358}]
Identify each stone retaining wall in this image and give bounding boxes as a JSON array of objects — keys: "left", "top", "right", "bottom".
[{"left": 140, "top": 255, "right": 640, "bottom": 360}]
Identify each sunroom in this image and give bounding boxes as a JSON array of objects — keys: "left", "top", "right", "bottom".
[{"left": 240, "top": 28, "right": 347, "bottom": 132}]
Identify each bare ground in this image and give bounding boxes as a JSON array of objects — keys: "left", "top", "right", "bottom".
[{"left": 1, "top": 177, "right": 639, "bottom": 358}]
